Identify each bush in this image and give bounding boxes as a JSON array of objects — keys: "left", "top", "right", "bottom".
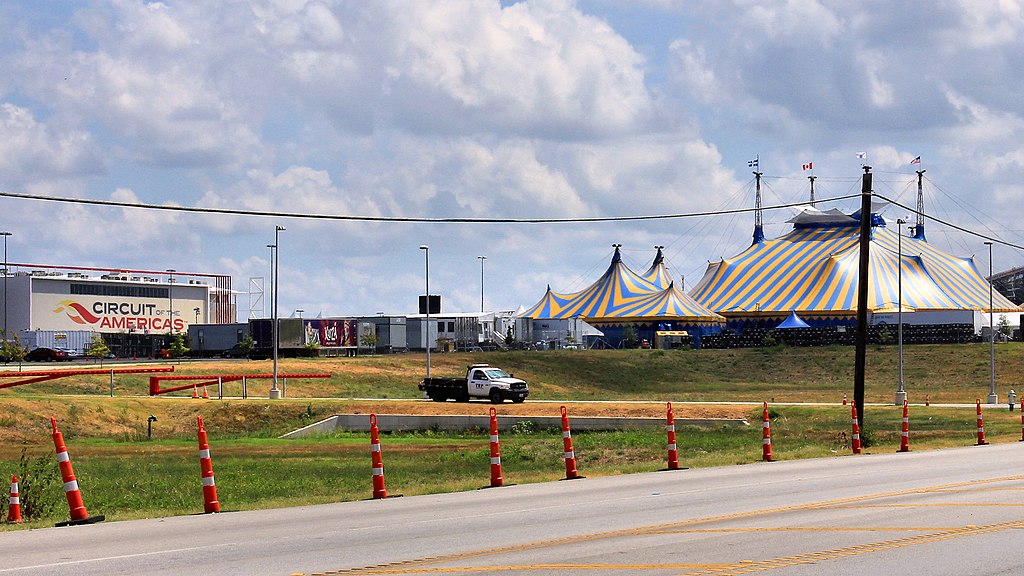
[{"left": 14, "top": 448, "right": 63, "bottom": 521}]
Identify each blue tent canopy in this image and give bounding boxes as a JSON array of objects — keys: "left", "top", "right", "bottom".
[{"left": 776, "top": 311, "right": 810, "bottom": 329}]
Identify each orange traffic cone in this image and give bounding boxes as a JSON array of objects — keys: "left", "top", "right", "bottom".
[
  {"left": 560, "top": 406, "right": 582, "bottom": 479},
  {"left": 202, "top": 384, "right": 210, "bottom": 400},
  {"left": 192, "top": 385, "right": 198, "bottom": 399},
  {"left": 850, "top": 404, "right": 862, "bottom": 454},
  {"left": 370, "top": 414, "right": 387, "bottom": 498},
  {"left": 665, "top": 402, "right": 681, "bottom": 470},
  {"left": 488, "top": 407, "right": 504, "bottom": 488},
  {"left": 842, "top": 393, "right": 848, "bottom": 406},
  {"left": 976, "top": 399, "right": 989, "bottom": 446},
  {"left": 197, "top": 416, "right": 220, "bottom": 513},
  {"left": 898, "top": 400, "right": 910, "bottom": 452},
  {"left": 7, "top": 476, "right": 21, "bottom": 523},
  {"left": 51, "top": 417, "right": 104, "bottom": 526},
  {"left": 761, "top": 402, "right": 774, "bottom": 462},
  {"left": 1019, "top": 401, "right": 1024, "bottom": 442}
]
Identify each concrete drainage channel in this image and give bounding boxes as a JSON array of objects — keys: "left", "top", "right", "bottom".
[{"left": 281, "top": 414, "right": 750, "bottom": 438}]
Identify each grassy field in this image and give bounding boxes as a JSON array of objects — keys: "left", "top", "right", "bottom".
[
  {"left": 1, "top": 343, "right": 1022, "bottom": 527},
  {"left": 4, "top": 342, "right": 1022, "bottom": 403}
]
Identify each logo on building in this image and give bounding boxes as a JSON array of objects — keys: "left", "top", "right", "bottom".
[
  {"left": 54, "top": 300, "right": 101, "bottom": 325},
  {"left": 53, "top": 299, "right": 185, "bottom": 331}
]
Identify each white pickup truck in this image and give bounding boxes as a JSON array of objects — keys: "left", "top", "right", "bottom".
[{"left": 418, "top": 364, "right": 529, "bottom": 404}]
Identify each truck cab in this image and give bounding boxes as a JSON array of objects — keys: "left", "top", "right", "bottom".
[
  {"left": 467, "top": 365, "right": 528, "bottom": 403},
  {"left": 419, "top": 363, "right": 529, "bottom": 403}
]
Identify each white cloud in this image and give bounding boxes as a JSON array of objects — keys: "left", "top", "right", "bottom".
[{"left": 0, "top": 103, "right": 102, "bottom": 185}]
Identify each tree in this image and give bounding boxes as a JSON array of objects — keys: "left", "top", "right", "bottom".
[
  {"left": 0, "top": 330, "right": 27, "bottom": 364},
  {"left": 622, "top": 326, "right": 639, "bottom": 348},
  {"left": 85, "top": 334, "right": 111, "bottom": 363},
  {"left": 169, "top": 332, "right": 189, "bottom": 358},
  {"left": 360, "top": 331, "right": 378, "bottom": 351},
  {"left": 997, "top": 314, "right": 1012, "bottom": 339},
  {"left": 239, "top": 334, "right": 255, "bottom": 355}
]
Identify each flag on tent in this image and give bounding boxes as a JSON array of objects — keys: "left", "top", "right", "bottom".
[
  {"left": 748, "top": 156, "right": 759, "bottom": 168},
  {"left": 802, "top": 162, "right": 813, "bottom": 171},
  {"left": 856, "top": 151, "right": 867, "bottom": 159},
  {"left": 910, "top": 156, "right": 921, "bottom": 165}
]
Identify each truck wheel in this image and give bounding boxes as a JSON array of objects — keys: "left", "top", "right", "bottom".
[
  {"left": 458, "top": 390, "right": 471, "bottom": 402},
  {"left": 489, "top": 388, "right": 503, "bottom": 404},
  {"left": 430, "top": 393, "right": 447, "bottom": 402}
]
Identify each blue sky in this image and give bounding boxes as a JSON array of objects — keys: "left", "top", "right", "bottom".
[{"left": 2, "top": 1, "right": 1023, "bottom": 319}]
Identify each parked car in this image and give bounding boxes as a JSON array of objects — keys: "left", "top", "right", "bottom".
[
  {"left": 25, "top": 347, "right": 68, "bottom": 362},
  {"left": 221, "top": 343, "right": 250, "bottom": 359},
  {"left": 56, "top": 347, "right": 85, "bottom": 360}
]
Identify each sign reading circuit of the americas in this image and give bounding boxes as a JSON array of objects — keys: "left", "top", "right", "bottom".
[{"left": 4, "top": 274, "right": 209, "bottom": 334}]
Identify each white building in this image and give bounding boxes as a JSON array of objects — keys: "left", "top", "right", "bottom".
[{"left": 1, "top": 264, "right": 233, "bottom": 356}]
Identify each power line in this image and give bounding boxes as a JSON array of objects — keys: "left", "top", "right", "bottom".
[
  {"left": 874, "top": 193, "right": 1024, "bottom": 251},
  {"left": 0, "top": 189, "right": 862, "bottom": 225},
  {"left": 3, "top": 187, "right": 1020, "bottom": 252}
]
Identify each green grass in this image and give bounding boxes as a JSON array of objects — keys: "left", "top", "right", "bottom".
[{"left": 3, "top": 403, "right": 1021, "bottom": 528}]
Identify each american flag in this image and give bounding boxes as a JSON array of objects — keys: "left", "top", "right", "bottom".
[{"left": 910, "top": 156, "right": 921, "bottom": 165}]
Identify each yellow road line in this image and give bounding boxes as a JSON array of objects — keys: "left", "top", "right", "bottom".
[
  {"left": 832, "top": 502, "right": 1024, "bottom": 508},
  {"left": 649, "top": 526, "right": 960, "bottom": 534},
  {"left": 674, "top": 519, "right": 1024, "bottom": 575},
  {"left": 317, "top": 564, "right": 726, "bottom": 574},
  {"left": 318, "top": 474, "right": 1024, "bottom": 575}
]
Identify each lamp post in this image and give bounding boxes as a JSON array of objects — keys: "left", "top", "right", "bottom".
[
  {"left": 985, "top": 241, "right": 997, "bottom": 404},
  {"left": 165, "top": 269, "right": 176, "bottom": 334},
  {"left": 194, "top": 307, "right": 200, "bottom": 324},
  {"left": 895, "top": 219, "right": 906, "bottom": 406},
  {"left": 1, "top": 231, "right": 10, "bottom": 341},
  {"left": 477, "top": 255, "right": 486, "bottom": 313},
  {"left": 270, "top": 225, "right": 285, "bottom": 399},
  {"left": 295, "top": 309, "right": 304, "bottom": 319},
  {"left": 267, "top": 244, "right": 275, "bottom": 319},
  {"left": 420, "top": 245, "right": 431, "bottom": 380}
]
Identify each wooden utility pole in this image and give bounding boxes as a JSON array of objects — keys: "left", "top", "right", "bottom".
[{"left": 853, "top": 166, "right": 872, "bottom": 427}]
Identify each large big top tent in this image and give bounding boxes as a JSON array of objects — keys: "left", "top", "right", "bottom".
[
  {"left": 689, "top": 205, "right": 1021, "bottom": 328},
  {"left": 520, "top": 247, "right": 724, "bottom": 347}
]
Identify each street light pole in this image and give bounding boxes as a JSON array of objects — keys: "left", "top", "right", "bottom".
[
  {"left": 1, "top": 231, "right": 10, "bottom": 341},
  {"left": 985, "top": 241, "right": 997, "bottom": 404},
  {"left": 895, "top": 219, "right": 906, "bottom": 405},
  {"left": 165, "top": 269, "right": 176, "bottom": 334},
  {"left": 270, "top": 225, "right": 285, "bottom": 399},
  {"left": 420, "top": 245, "right": 431, "bottom": 380},
  {"left": 478, "top": 255, "right": 486, "bottom": 313}
]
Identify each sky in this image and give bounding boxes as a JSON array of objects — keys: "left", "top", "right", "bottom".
[{"left": 2, "top": 0, "right": 1024, "bottom": 320}]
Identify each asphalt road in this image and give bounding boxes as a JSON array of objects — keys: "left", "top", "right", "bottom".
[{"left": 3, "top": 442, "right": 1024, "bottom": 575}]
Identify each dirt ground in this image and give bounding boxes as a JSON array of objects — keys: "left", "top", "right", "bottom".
[{"left": 336, "top": 400, "right": 753, "bottom": 420}]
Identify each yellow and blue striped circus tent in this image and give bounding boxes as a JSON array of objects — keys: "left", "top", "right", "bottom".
[
  {"left": 520, "top": 247, "right": 724, "bottom": 346},
  {"left": 689, "top": 207, "right": 1020, "bottom": 327}
]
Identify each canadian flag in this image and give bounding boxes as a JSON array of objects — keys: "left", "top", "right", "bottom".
[{"left": 802, "top": 162, "right": 813, "bottom": 171}]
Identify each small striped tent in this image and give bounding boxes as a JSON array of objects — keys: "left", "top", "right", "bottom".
[{"left": 520, "top": 247, "right": 724, "bottom": 347}]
